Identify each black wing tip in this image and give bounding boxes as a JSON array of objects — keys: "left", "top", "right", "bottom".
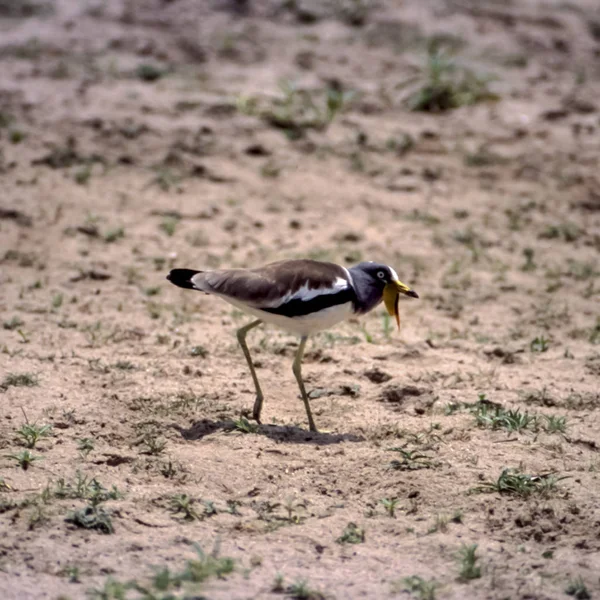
[{"left": 167, "top": 268, "right": 202, "bottom": 290}]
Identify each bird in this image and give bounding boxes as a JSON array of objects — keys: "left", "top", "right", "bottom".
[{"left": 167, "top": 259, "right": 418, "bottom": 432}]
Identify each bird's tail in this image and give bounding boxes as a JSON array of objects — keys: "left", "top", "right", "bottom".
[{"left": 166, "top": 269, "right": 204, "bottom": 290}]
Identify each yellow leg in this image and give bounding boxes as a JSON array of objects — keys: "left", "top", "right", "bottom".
[
  {"left": 236, "top": 320, "right": 264, "bottom": 423},
  {"left": 292, "top": 336, "right": 317, "bottom": 432}
]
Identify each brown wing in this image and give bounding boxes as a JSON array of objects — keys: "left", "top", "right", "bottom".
[{"left": 190, "top": 259, "right": 350, "bottom": 308}]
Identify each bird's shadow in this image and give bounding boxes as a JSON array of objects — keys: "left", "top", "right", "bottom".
[{"left": 173, "top": 419, "right": 364, "bottom": 445}]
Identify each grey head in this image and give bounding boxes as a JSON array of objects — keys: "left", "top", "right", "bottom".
[{"left": 348, "top": 262, "right": 418, "bottom": 315}]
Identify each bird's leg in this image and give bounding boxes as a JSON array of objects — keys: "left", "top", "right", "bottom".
[
  {"left": 292, "top": 336, "right": 317, "bottom": 432},
  {"left": 236, "top": 319, "right": 264, "bottom": 423}
]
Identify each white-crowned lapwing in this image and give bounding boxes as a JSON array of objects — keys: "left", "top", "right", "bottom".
[{"left": 167, "top": 259, "right": 418, "bottom": 432}]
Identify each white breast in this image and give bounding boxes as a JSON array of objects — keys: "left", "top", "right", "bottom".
[{"left": 221, "top": 296, "right": 354, "bottom": 337}]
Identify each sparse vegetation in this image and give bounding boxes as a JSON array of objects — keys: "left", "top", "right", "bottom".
[
  {"left": 336, "top": 522, "right": 365, "bottom": 544},
  {"left": 238, "top": 79, "right": 355, "bottom": 138},
  {"left": 471, "top": 468, "right": 566, "bottom": 498},
  {"left": 380, "top": 497, "right": 399, "bottom": 517},
  {"left": 530, "top": 335, "right": 550, "bottom": 353},
  {"left": 159, "top": 216, "right": 179, "bottom": 237},
  {"left": 1, "top": 372, "right": 38, "bottom": 389},
  {"left": 402, "top": 44, "right": 497, "bottom": 112},
  {"left": 104, "top": 227, "right": 125, "bottom": 243},
  {"left": 398, "top": 575, "right": 439, "bottom": 600},
  {"left": 565, "top": 576, "right": 591, "bottom": 600},
  {"left": 457, "top": 544, "right": 482, "bottom": 581},
  {"left": 288, "top": 578, "right": 324, "bottom": 600},
  {"left": 7, "top": 449, "right": 41, "bottom": 470},
  {"left": 230, "top": 416, "right": 259, "bottom": 434},
  {"left": 16, "top": 422, "right": 52, "bottom": 448},
  {"left": 170, "top": 494, "right": 203, "bottom": 521},
  {"left": 77, "top": 437, "right": 95, "bottom": 457},
  {"left": 136, "top": 63, "right": 166, "bottom": 82},
  {"left": 3, "top": 316, "right": 24, "bottom": 331},
  {"left": 65, "top": 505, "right": 114, "bottom": 534},
  {"left": 388, "top": 447, "right": 433, "bottom": 470},
  {"left": 1, "top": 3, "right": 598, "bottom": 598}
]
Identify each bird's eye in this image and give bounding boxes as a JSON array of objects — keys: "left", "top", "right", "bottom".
[{"left": 377, "top": 271, "right": 385, "bottom": 279}]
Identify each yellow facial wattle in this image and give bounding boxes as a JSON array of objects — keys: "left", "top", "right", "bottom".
[
  {"left": 383, "top": 280, "right": 419, "bottom": 330},
  {"left": 383, "top": 284, "right": 400, "bottom": 329}
]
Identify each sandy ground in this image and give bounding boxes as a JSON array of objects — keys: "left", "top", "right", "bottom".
[{"left": 1, "top": 1, "right": 600, "bottom": 598}]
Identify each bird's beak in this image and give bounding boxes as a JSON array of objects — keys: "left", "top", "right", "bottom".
[{"left": 383, "top": 281, "right": 419, "bottom": 329}]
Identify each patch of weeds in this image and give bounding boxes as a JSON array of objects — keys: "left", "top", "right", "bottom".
[
  {"left": 65, "top": 505, "right": 114, "bottom": 534},
  {"left": 522, "top": 248, "right": 536, "bottom": 272},
  {"left": 7, "top": 449, "right": 40, "bottom": 470},
  {"left": 27, "top": 505, "right": 49, "bottom": 530},
  {"left": 464, "top": 146, "right": 505, "bottom": 167},
  {"left": 530, "top": 335, "right": 550, "bottom": 353},
  {"left": 136, "top": 63, "right": 166, "bottom": 82},
  {"left": 88, "top": 480, "right": 122, "bottom": 506},
  {"left": 444, "top": 401, "right": 463, "bottom": 415},
  {"left": 226, "top": 499, "right": 242, "bottom": 516},
  {"left": 87, "top": 577, "right": 131, "bottom": 599},
  {"left": 427, "top": 513, "right": 450, "bottom": 534},
  {"left": 288, "top": 578, "right": 324, "bottom": 600},
  {"left": 9, "top": 129, "right": 25, "bottom": 144},
  {"left": 361, "top": 325, "right": 374, "bottom": 343},
  {"left": 61, "top": 565, "right": 81, "bottom": 583},
  {"left": 588, "top": 318, "right": 600, "bottom": 345},
  {"left": 471, "top": 403, "right": 536, "bottom": 433},
  {"left": 336, "top": 522, "right": 365, "bottom": 544},
  {"left": 380, "top": 497, "right": 399, "bottom": 517},
  {"left": 565, "top": 576, "right": 591, "bottom": 600},
  {"left": 159, "top": 216, "right": 179, "bottom": 237},
  {"left": 52, "top": 292, "right": 63, "bottom": 309},
  {"left": 566, "top": 260, "right": 597, "bottom": 281},
  {"left": 113, "top": 360, "right": 135, "bottom": 370},
  {"left": 3, "top": 316, "right": 24, "bottom": 331},
  {"left": 150, "top": 167, "right": 180, "bottom": 192},
  {"left": 406, "top": 208, "right": 441, "bottom": 226},
  {"left": 471, "top": 468, "right": 566, "bottom": 498},
  {"left": 281, "top": 497, "right": 305, "bottom": 524},
  {"left": 272, "top": 572, "right": 285, "bottom": 592},
  {"left": 452, "top": 227, "right": 484, "bottom": 261},
  {"left": 260, "top": 160, "right": 281, "bottom": 178},
  {"left": 542, "top": 415, "right": 567, "bottom": 434},
  {"left": 144, "top": 286, "right": 161, "bottom": 297},
  {"left": 16, "top": 422, "right": 52, "bottom": 448},
  {"left": 457, "top": 544, "right": 481, "bottom": 581},
  {"left": 388, "top": 447, "right": 433, "bottom": 471},
  {"left": 245, "top": 79, "right": 355, "bottom": 138},
  {"left": 180, "top": 543, "right": 234, "bottom": 583},
  {"left": 138, "top": 432, "right": 167, "bottom": 455},
  {"left": 386, "top": 132, "right": 415, "bottom": 155},
  {"left": 170, "top": 494, "right": 203, "bottom": 521},
  {"left": 74, "top": 164, "right": 92, "bottom": 185},
  {"left": 539, "top": 223, "right": 582, "bottom": 243},
  {"left": 203, "top": 500, "right": 218, "bottom": 517},
  {"left": 230, "top": 416, "right": 259, "bottom": 434},
  {"left": 54, "top": 472, "right": 121, "bottom": 505},
  {"left": 103, "top": 227, "right": 125, "bottom": 243},
  {"left": 398, "top": 575, "right": 439, "bottom": 600},
  {"left": 90, "top": 543, "right": 234, "bottom": 598},
  {"left": 78, "top": 438, "right": 95, "bottom": 458},
  {"left": 1, "top": 372, "right": 38, "bottom": 389},
  {"left": 403, "top": 44, "right": 497, "bottom": 112},
  {"left": 190, "top": 345, "right": 208, "bottom": 358}
]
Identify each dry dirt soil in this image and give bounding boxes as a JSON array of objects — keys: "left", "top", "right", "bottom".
[{"left": 1, "top": 1, "right": 600, "bottom": 599}]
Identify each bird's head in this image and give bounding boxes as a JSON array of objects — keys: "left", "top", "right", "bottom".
[{"left": 352, "top": 262, "right": 418, "bottom": 329}]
